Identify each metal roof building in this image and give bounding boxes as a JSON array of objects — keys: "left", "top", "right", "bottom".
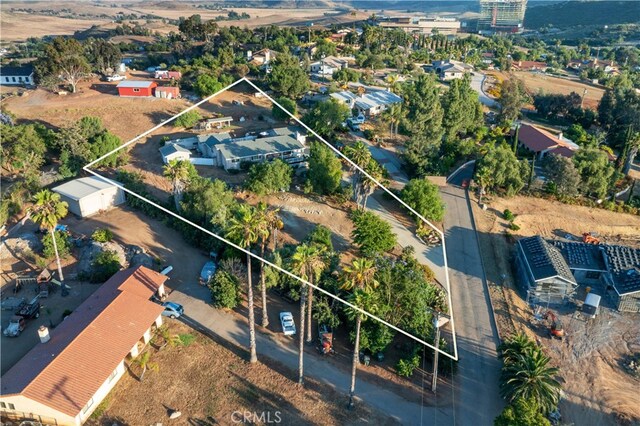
[{"left": 52, "top": 177, "right": 125, "bottom": 218}]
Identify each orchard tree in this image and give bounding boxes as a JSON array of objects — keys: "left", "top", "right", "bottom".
[
  {"left": 307, "top": 141, "right": 343, "bottom": 195},
  {"left": 494, "top": 398, "right": 551, "bottom": 426},
  {"left": 541, "top": 154, "right": 581, "bottom": 197},
  {"left": 476, "top": 144, "right": 528, "bottom": 196},
  {"left": 268, "top": 53, "right": 310, "bottom": 99},
  {"left": 351, "top": 210, "right": 397, "bottom": 257},
  {"left": 400, "top": 178, "right": 445, "bottom": 222},
  {"left": 35, "top": 37, "right": 91, "bottom": 93},
  {"left": 303, "top": 99, "right": 350, "bottom": 137},
  {"left": 572, "top": 148, "right": 614, "bottom": 198},
  {"left": 245, "top": 159, "right": 293, "bottom": 195},
  {"left": 498, "top": 77, "right": 529, "bottom": 124},
  {"left": 272, "top": 96, "right": 297, "bottom": 121}
]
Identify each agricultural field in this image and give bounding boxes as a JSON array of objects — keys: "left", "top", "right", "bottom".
[{"left": 471, "top": 195, "right": 640, "bottom": 425}]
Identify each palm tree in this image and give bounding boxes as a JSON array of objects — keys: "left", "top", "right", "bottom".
[
  {"left": 499, "top": 332, "right": 537, "bottom": 364},
  {"left": 341, "top": 258, "right": 378, "bottom": 408},
  {"left": 360, "top": 159, "right": 383, "bottom": 210},
  {"left": 343, "top": 141, "right": 372, "bottom": 207},
  {"left": 264, "top": 205, "right": 284, "bottom": 252},
  {"left": 499, "top": 348, "right": 562, "bottom": 414},
  {"left": 225, "top": 204, "right": 260, "bottom": 363},
  {"left": 254, "top": 203, "right": 272, "bottom": 328},
  {"left": 131, "top": 351, "right": 159, "bottom": 382},
  {"left": 163, "top": 159, "right": 192, "bottom": 212},
  {"left": 385, "top": 103, "right": 403, "bottom": 136},
  {"left": 31, "top": 190, "right": 68, "bottom": 283},
  {"left": 291, "top": 243, "right": 327, "bottom": 382}
]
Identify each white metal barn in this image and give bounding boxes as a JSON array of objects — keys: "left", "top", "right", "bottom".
[{"left": 52, "top": 177, "right": 125, "bottom": 218}]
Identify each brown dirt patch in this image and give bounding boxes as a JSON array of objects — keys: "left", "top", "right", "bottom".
[
  {"left": 90, "top": 320, "right": 400, "bottom": 426},
  {"left": 514, "top": 72, "right": 605, "bottom": 110}
]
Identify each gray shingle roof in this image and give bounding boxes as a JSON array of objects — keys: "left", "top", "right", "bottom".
[
  {"left": 518, "top": 236, "right": 576, "bottom": 283},
  {"left": 159, "top": 143, "right": 191, "bottom": 157},
  {"left": 551, "top": 241, "right": 607, "bottom": 271},
  {"left": 0, "top": 65, "right": 34, "bottom": 76},
  {"left": 216, "top": 135, "right": 304, "bottom": 160},
  {"left": 603, "top": 245, "right": 640, "bottom": 296}
]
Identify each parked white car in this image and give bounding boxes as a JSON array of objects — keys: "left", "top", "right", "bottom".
[
  {"left": 106, "top": 74, "right": 126, "bottom": 82},
  {"left": 279, "top": 312, "right": 296, "bottom": 336}
]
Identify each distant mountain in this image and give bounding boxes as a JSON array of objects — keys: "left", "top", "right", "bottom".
[{"left": 524, "top": 1, "right": 640, "bottom": 29}]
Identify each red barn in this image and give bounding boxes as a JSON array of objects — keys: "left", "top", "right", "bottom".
[{"left": 117, "top": 80, "right": 157, "bottom": 97}]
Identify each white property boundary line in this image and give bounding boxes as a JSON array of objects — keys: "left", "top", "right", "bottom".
[{"left": 84, "top": 77, "right": 459, "bottom": 361}]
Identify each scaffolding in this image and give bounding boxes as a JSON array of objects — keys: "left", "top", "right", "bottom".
[{"left": 478, "top": 0, "right": 527, "bottom": 33}]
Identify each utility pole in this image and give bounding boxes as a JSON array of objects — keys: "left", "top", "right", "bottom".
[{"left": 431, "top": 311, "right": 450, "bottom": 393}]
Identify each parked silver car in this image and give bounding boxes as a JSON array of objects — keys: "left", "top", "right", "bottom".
[
  {"left": 279, "top": 312, "right": 296, "bottom": 336},
  {"left": 162, "top": 302, "right": 184, "bottom": 319}
]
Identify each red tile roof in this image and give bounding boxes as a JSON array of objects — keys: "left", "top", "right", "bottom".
[
  {"left": 1, "top": 266, "right": 166, "bottom": 417},
  {"left": 518, "top": 123, "right": 571, "bottom": 153},
  {"left": 547, "top": 145, "right": 576, "bottom": 158}
]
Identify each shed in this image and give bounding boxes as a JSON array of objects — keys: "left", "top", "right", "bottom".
[
  {"left": 116, "top": 80, "right": 157, "bottom": 97},
  {"left": 52, "top": 177, "right": 125, "bottom": 218},
  {"left": 155, "top": 86, "right": 180, "bottom": 99},
  {"left": 159, "top": 143, "right": 191, "bottom": 164}
]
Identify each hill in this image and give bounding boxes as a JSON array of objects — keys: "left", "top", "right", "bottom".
[{"left": 525, "top": 1, "right": 640, "bottom": 29}]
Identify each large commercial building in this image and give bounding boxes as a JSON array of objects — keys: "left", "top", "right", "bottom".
[
  {"left": 478, "top": 0, "right": 527, "bottom": 34},
  {"left": 378, "top": 16, "right": 460, "bottom": 35}
]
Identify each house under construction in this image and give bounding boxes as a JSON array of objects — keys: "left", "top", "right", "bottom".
[{"left": 478, "top": 0, "right": 527, "bottom": 34}]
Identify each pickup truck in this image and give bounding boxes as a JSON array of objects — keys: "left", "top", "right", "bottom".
[
  {"left": 17, "top": 298, "right": 40, "bottom": 319},
  {"left": 106, "top": 74, "right": 126, "bottom": 82},
  {"left": 3, "top": 316, "right": 26, "bottom": 337}
]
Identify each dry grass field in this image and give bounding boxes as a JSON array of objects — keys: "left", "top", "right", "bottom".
[
  {"left": 514, "top": 71, "right": 606, "bottom": 110},
  {"left": 89, "top": 320, "right": 399, "bottom": 426},
  {"left": 471, "top": 194, "right": 640, "bottom": 425}
]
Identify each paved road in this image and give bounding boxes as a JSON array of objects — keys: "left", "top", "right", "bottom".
[
  {"left": 444, "top": 163, "right": 503, "bottom": 424},
  {"left": 168, "top": 281, "right": 451, "bottom": 425},
  {"left": 470, "top": 72, "right": 499, "bottom": 109}
]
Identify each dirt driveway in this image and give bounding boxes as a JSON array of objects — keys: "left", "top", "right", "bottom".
[{"left": 62, "top": 206, "right": 210, "bottom": 290}]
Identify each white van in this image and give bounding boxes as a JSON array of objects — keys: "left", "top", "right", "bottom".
[{"left": 583, "top": 293, "right": 601, "bottom": 318}]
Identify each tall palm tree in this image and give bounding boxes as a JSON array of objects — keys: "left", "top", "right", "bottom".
[
  {"left": 31, "top": 190, "right": 68, "bottom": 282},
  {"left": 360, "top": 159, "right": 384, "bottom": 210},
  {"left": 341, "top": 258, "right": 378, "bottom": 408},
  {"left": 386, "top": 103, "right": 403, "bottom": 136},
  {"left": 264, "top": 205, "right": 283, "bottom": 252},
  {"left": 291, "top": 243, "right": 327, "bottom": 382},
  {"left": 163, "top": 159, "right": 192, "bottom": 212},
  {"left": 499, "top": 348, "right": 562, "bottom": 414},
  {"left": 225, "top": 204, "right": 260, "bottom": 363},
  {"left": 254, "top": 203, "right": 272, "bottom": 328},
  {"left": 343, "top": 141, "right": 372, "bottom": 207}
]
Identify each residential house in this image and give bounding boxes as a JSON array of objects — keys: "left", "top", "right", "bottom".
[
  {"left": 0, "top": 266, "right": 167, "bottom": 426},
  {"left": 517, "top": 123, "right": 579, "bottom": 160},
  {"left": 160, "top": 143, "right": 191, "bottom": 164},
  {"left": 514, "top": 236, "right": 578, "bottom": 305},
  {"left": 167, "top": 127, "right": 307, "bottom": 171},
  {"left": 116, "top": 80, "right": 157, "bottom": 97},
  {"left": 330, "top": 85, "right": 403, "bottom": 117},
  {"left": 512, "top": 61, "right": 548, "bottom": 72},
  {"left": 309, "top": 56, "right": 354, "bottom": 76},
  {"left": 431, "top": 60, "right": 473, "bottom": 81},
  {"left": 568, "top": 58, "right": 619, "bottom": 75},
  {"left": 0, "top": 65, "right": 35, "bottom": 86},
  {"left": 248, "top": 49, "right": 276, "bottom": 66}
]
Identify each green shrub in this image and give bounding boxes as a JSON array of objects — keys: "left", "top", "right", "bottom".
[
  {"left": 90, "top": 250, "right": 121, "bottom": 283},
  {"left": 395, "top": 354, "right": 420, "bottom": 377},
  {"left": 209, "top": 270, "right": 241, "bottom": 309},
  {"left": 92, "top": 228, "right": 113, "bottom": 243},
  {"left": 42, "top": 231, "right": 71, "bottom": 260},
  {"left": 503, "top": 209, "right": 515, "bottom": 221},
  {"left": 509, "top": 222, "right": 521, "bottom": 231},
  {"left": 178, "top": 333, "right": 196, "bottom": 347},
  {"left": 174, "top": 110, "right": 202, "bottom": 128}
]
